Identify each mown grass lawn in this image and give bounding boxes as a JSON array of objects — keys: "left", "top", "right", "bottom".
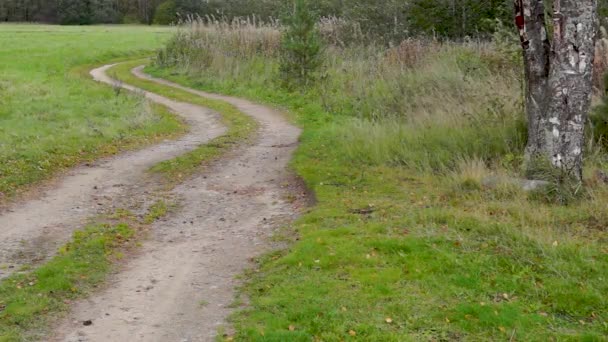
[{"left": 0, "top": 24, "right": 179, "bottom": 201}]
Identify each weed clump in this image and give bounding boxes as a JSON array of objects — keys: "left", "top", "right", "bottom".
[{"left": 526, "top": 158, "right": 587, "bottom": 205}]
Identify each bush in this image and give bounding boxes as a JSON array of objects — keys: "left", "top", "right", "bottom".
[
  {"left": 279, "top": 0, "right": 324, "bottom": 89},
  {"left": 153, "top": 0, "right": 177, "bottom": 25}
]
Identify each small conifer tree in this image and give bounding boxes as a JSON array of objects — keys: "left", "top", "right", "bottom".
[{"left": 279, "top": 0, "right": 323, "bottom": 89}]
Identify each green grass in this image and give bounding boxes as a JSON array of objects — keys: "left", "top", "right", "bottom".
[
  {"left": 0, "top": 222, "right": 135, "bottom": 341},
  {"left": 108, "top": 59, "right": 257, "bottom": 183},
  {"left": 147, "top": 43, "right": 608, "bottom": 340},
  {"left": 0, "top": 24, "right": 180, "bottom": 202},
  {"left": 144, "top": 200, "right": 171, "bottom": 224}
]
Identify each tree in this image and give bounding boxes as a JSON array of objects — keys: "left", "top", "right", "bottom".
[
  {"left": 57, "top": 0, "right": 92, "bottom": 24},
  {"left": 279, "top": 0, "right": 323, "bottom": 89},
  {"left": 515, "top": 0, "right": 598, "bottom": 180},
  {"left": 153, "top": 0, "right": 176, "bottom": 24},
  {"left": 91, "top": 0, "right": 120, "bottom": 23},
  {"left": 409, "top": 0, "right": 511, "bottom": 38}
]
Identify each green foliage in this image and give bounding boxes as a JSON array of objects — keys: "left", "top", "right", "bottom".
[
  {"left": 0, "top": 0, "right": 518, "bottom": 39},
  {"left": 57, "top": 0, "right": 92, "bottom": 25},
  {"left": 153, "top": 0, "right": 177, "bottom": 25},
  {"left": 590, "top": 78, "right": 608, "bottom": 148},
  {"left": 408, "top": 0, "right": 512, "bottom": 38},
  {"left": 280, "top": 0, "right": 324, "bottom": 89}
]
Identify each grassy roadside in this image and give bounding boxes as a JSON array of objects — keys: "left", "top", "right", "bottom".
[
  {"left": 0, "top": 25, "right": 177, "bottom": 203},
  {"left": 146, "top": 65, "right": 608, "bottom": 340},
  {"left": 108, "top": 60, "right": 258, "bottom": 183}
]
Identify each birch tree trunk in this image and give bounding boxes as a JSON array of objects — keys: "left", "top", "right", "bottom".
[{"left": 515, "top": 0, "right": 598, "bottom": 180}]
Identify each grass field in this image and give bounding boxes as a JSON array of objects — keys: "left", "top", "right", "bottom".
[
  {"left": 0, "top": 24, "right": 179, "bottom": 201},
  {"left": 149, "top": 21, "right": 608, "bottom": 340}
]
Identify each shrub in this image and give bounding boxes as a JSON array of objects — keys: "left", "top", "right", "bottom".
[
  {"left": 153, "top": 1, "right": 177, "bottom": 25},
  {"left": 279, "top": 0, "right": 324, "bottom": 89}
]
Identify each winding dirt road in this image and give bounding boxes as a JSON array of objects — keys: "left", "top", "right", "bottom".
[
  {"left": 51, "top": 66, "right": 303, "bottom": 342},
  {"left": 1, "top": 63, "right": 303, "bottom": 341},
  {"left": 0, "top": 64, "right": 225, "bottom": 279}
]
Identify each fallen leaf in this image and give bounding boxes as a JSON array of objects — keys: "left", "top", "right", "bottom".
[
  {"left": 348, "top": 330, "right": 356, "bottom": 336},
  {"left": 385, "top": 317, "right": 393, "bottom": 324},
  {"left": 498, "top": 326, "right": 506, "bottom": 333},
  {"left": 288, "top": 325, "right": 295, "bottom": 331}
]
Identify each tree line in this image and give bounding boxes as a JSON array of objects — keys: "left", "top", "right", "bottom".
[
  {"left": 1, "top": 0, "right": 513, "bottom": 39},
  {"left": 3, "top": 0, "right": 607, "bottom": 41}
]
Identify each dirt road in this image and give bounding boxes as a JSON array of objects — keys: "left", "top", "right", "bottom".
[
  {"left": 0, "top": 64, "right": 225, "bottom": 279},
  {"left": 47, "top": 65, "right": 302, "bottom": 341}
]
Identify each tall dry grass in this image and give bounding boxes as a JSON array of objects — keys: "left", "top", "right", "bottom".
[{"left": 156, "top": 17, "right": 526, "bottom": 172}]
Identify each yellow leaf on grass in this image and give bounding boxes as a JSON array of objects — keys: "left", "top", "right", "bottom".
[
  {"left": 288, "top": 325, "right": 295, "bottom": 331},
  {"left": 348, "top": 330, "right": 356, "bottom": 336},
  {"left": 385, "top": 317, "right": 393, "bottom": 324}
]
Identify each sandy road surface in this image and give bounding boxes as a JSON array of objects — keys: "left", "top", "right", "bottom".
[{"left": 50, "top": 65, "right": 302, "bottom": 341}]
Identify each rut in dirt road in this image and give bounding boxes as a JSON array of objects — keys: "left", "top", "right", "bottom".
[
  {"left": 0, "top": 64, "right": 225, "bottom": 280},
  {"left": 52, "top": 65, "right": 303, "bottom": 342}
]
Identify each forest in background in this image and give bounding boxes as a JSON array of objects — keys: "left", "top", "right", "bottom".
[{"left": 1, "top": 0, "right": 513, "bottom": 40}]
